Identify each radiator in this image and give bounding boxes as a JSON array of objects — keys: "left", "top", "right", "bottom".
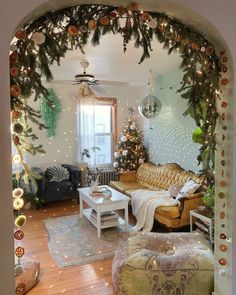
[{"left": 99, "top": 169, "right": 118, "bottom": 186}]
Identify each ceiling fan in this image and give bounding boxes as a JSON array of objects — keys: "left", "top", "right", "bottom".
[{"left": 48, "top": 60, "right": 129, "bottom": 93}]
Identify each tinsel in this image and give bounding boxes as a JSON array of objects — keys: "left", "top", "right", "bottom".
[{"left": 39, "top": 89, "right": 61, "bottom": 137}]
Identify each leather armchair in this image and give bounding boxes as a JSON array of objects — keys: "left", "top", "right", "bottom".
[{"left": 33, "top": 164, "right": 81, "bottom": 203}]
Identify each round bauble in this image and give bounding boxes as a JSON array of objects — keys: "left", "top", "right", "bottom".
[
  {"left": 14, "top": 230, "right": 24, "bottom": 240},
  {"left": 80, "top": 25, "right": 88, "bottom": 33},
  {"left": 13, "top": 135, "right": 20, "bottom": 145},
  {"left": 121, "top": 136, "right": 127, "bottom": 142},
  {"left": 141, "top": 12, "right": 150, "bottom": 22},
  {"left": 100, "top": 16, "right": 110, "bottom": 26},
  {"left": 10, "top": 85, "right": 21, "bottom": 97},
  {"left": 11, "top": 110, "right": 21, "bottom": 120},
  {"left": 15, "top": 30, "right": 27, "bottom": 40},
  {"left": 13, "top": 123, "right": 24, "bottom": 134},
  {"left": 221, "top": 78, "right": 229, "bottom": 86},
  {"left": 113, "top": 161, "right": 119, "bottom": 168},
  {"left": 138, "top": 95, "right": 162, "bottom": 119},
  {"left": 114, "top": 152, "right": 119, "bottom": 158},
  {"left": 10, "top": 67, "right": 19, "bottom": 77},
  {"left": 10, "top": 51, "right": 18, "bottom": 64},
  {"left": 12, "top": 153, "right": 22, "bottom": 164},
  {"left": 147, "top": 19, "right": 157, "bottom": 29},
  {"left": 15, "top": 246, "right": 25, "bottom": 258},
  {"left": 13, "top": 198, "right": 24, "bottom": 211},
  {"left": 15, "top": 215, "right": 27, "bottom": 227},
  {"left": 130, "top": 124, "right": 136, "bottom": 130},
  {"left": 205, "top": 46, "right": 214, "bottom": 56},
  {"left": 122, "top": 150, "right": 128, "bottom": 156},
  {"left": 88, "top": 19, "right": 97, "bottom": 30},
  {"left": 68, "top": 25, "right": 78, "bottom": 36},
  {"left": 31, "top": 32, "right": 46, "bottom": 45}
]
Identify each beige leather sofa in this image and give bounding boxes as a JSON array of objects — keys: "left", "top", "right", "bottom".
[{"left": 110, "top": 162, "right": 205, "bottom": 230}]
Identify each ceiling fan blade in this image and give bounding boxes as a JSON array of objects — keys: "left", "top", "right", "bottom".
[
  {"left": 90, "top": 84, "right": 106, "bottom": 93},
  {"left": 98, "top": 80, "right": 129, "bottom": 87}
]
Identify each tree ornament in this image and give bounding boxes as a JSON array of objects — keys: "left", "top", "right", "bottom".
[
  {"left": 10, "top": 67, "right": 19, "bottom": 77},
  {"left": 221, "top": 101, "right": 228, "bottom": 108},
  {"left": 221, "top": 65, "right": 227, "bottom": 73},
  {"left": 109, "top": 11, "right": 117, "bottom": 19},
  {"left": 13, "top": 123, "right": 24, "bottom": 134},
  {"left": 15, "top": 30, "right": 27, "bottom": 40},
  {"left": 99, "top": 16, "right": 110, "bottom": 26},
  {"left": 221, "top": 55, "right": 228, "bottom": 63},
  {"left": 192, "top": 127, "right": 204, "bottom": 144},
  {"left": 88, "top": 19, "right": 97, "bottom": 30},
  {"left": 13, "top": 198, "right": 24, "bottom": 210},
  {"left": 13, "top": 188, "right": 24, "bottom": 198},
  {"left": 11, "top": 110, "right": 21, "bottom": 120},
  {"left": 191, "top": 43, "right": 200, "bottom": 51},
  {"left": 121, "top": 136, "right": 127, "bottom": 142},
  {"left": 130, "top": 124, "right": 136, "bottom": 130},
  {"left": 10, "top": 85, "right": 21, "bottom": 97},
  {"left": 15, "top": 246, "right": 25, "bottom": 258},
  {"left": 31, "top": 32, "right": 46, "bottom": 45},
  {"left": 122, "top": 150, "right": 128, "bottom": 156},
  {"left": 221, "top": 78, "right": 229, "bottom": 86},
  {"left": 68, "top": 25, "right": 78, "bottom": 36},
  {"left": 114, "top": 152, "right": 119, "bottom": 158},
  {"left": 15, "top": 265, "right": 24, "bottom": 276},
  {"left": 12, "top": 154, "right": 22, "bottom": 164},
  {"left": 80, "top": 25, "right": 88, "bottom": 33},
  {"left": 113, "top": 161, "right": 119, "bottom": 168},
  {"left": 13, "top": 135, "right": 20, "bottom": 145},
  {"left": 40, "top": 88, "right": 61, "bottom": 137},
  {"left": 139, "top": 95, "right": 162, "bottom": 119},
  {"left": 147, "top": 19, "right": 157, "bottom": 29},
  {"left": 205, "top": 46, "right": 215, "bottom": 56},
  {"left": 15, "top": 215, "right": 26, "bottom": 227},
  {"left": 175, "top": 34, "right": 181, "bottom": 42}
]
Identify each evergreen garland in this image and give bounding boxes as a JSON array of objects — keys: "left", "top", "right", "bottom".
[{"left": 10, "top": 3, "right": 223, "bottom": 183}]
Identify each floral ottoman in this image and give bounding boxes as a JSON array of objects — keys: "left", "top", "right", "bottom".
[
  {"left": 15, "top": 259, "right": 40, "bottom": 295},
  {"left": 112, "top": 232, "right": 214, "bottom": 295}
]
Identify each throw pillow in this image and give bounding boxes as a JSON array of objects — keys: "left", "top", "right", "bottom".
[
  {"left": 45, "top": 166, "right": 70, "bottom": 182},
  {"left": 176, "top": 179, "right": 201, "bottom": 202},
  {"left": 168, "top": 184, "right": 183, "bottom": 198}
]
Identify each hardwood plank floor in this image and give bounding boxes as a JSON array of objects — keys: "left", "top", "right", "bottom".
[{"left": 20, "top": 199, "right": 136, "bottom": 295}]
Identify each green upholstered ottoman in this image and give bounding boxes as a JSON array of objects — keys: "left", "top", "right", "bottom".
[{"left": 112, "top": 232, "right": 214, "bottom": 295}]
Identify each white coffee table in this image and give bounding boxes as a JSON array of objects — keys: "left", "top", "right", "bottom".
[{"left": 78, "top": 186, "right": 129, "bottom": 238}]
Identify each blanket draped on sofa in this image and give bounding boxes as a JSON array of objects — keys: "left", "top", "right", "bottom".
[{"left": 130, "top": 190, "right": 177, "bottom": 232}]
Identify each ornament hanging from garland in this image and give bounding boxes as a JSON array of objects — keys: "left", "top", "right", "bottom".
[{"left": 39, "top": 89, "right": 61, "bottom": 138}]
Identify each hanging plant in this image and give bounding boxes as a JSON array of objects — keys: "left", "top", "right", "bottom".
[
  {"left": 39, "top": 89, "right": 61, "bottom": 137},
  {"left": 9, "top": 3, "right": 223, "bottom": 183}
]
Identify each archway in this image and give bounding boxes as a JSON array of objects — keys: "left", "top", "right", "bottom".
[{"left": 1, "top": 1, "right": 234, "bottom": 294}]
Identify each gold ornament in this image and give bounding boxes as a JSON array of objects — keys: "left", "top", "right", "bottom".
[
  {"left": 13, "top": 198, "right": 24, "bottom": 210},
  {"left": 15, "top": 215, "right": 26, "bottom": 227},
  {"left": 10, "top": 85, "right": 21, "bottom": 97},
  {"left": 88, "top": 19, "right": 97, "bottom": 30},
  {"left": 12, "top": 188, "right": 24, "bottom": 198}
]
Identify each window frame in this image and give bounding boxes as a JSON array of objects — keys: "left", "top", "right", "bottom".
[{"left": 94, "top": 97, "right": 117, "bottom": 168}]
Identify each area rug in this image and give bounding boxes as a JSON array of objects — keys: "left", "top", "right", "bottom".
[{"left": 44, "top": 214, "right": 130, "bottom": 269}]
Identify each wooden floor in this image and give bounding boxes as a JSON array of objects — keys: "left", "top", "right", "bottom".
[{"left": 20, "top": 199, "right": 136, "bottom": 295}]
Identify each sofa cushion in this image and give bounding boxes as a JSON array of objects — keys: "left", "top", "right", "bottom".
[
  {"left": 109, "top": 181, "right": 146, "bottom": 194},
  {"left": 45, "top": 166, "right": 70, "bottom": 182},
  {"left": 155, "top": 205, "right": 180, "bottom": 219},
  {"left": 168, "top": 184, "right": 183, "bottom": 198},
  {"left": 176, "top": 179, "right": 201, "bottom": 201},
  {"left": 45, "top": 180, "right": 73, "bottom": 195}
]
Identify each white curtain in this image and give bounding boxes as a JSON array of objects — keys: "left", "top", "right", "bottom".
[{"left": 77, "top": 86, "right": 96, "bottom": 166}]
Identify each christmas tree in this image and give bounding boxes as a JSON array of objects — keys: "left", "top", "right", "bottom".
[{"left": 113, "top": 110, "right": 147, "bottom": 173}]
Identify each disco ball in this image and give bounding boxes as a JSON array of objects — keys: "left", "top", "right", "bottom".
[{"left": 138, "top": 95, "right": 162, "bottom": 118}]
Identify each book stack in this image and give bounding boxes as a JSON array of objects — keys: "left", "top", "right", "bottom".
[
  {"left": 90, "top": 187, "right": 109, "bottom": 197},
  {"left": 90, "top": 210, "right": 119, "bottom": 225}
]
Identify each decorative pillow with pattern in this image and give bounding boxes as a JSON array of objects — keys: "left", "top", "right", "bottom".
[
  {"left": 45, "top": 166, "right": 70, "bottom": 182},
  {"left": 168, "top": 184, "right": 183, "bottom": 198},
  {"left": 175, "top": 179, "right": 200, "bottom": 202}
]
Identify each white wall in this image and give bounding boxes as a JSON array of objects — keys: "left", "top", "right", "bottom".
[
  {"left": 26, "top": 85, "right": 149, "bottom": 169},
  {"left": 0, "top": 1, "right": 236, "bottom": 294},
  {"left": 149, "top": 72, "right": 200, "bottom": 172}
]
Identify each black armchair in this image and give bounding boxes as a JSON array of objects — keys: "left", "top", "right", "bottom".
[{"left": 32, "top": 164, "right": 81, "bottom": 203}]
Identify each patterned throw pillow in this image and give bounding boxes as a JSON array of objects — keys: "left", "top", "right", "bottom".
[
  {"left": 168, "top": 184, "right": 183, "bottom": 198},
  {"left": 175, "top": 179, "right": 200, "bottom": 202},
  {"left": 45, "top": 166, "right": 70, "bottom": 182}
]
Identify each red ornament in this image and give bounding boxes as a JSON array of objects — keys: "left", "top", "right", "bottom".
[
  {"left": 109, "top": 12, "right": 117, "bottom": 19},
  {"left": 68, "top": 25, "right": 78, "bottom": 36},
  {"left": 11, "top": 110, "right": 21, "bottom": 120},
  {"left": 221, "top": 78, "right": 229, "bottom": 86},
  {"left": 15, "top": 246, "right": 25, "bottom": 258},
  {"left": 221, "top": 101, "right": 228, "bottom": 108},
  {"left": 14, "top": 230, "right": 24, "bottom": 240},
  {"left": 10, "top": 85, "right": 21, "bottom": 97},
  {"left": 13, "top": 135, "right": 20, "bottom": 145},
  {"left": 191, "top": 43, "right": 200, "bottom": 51},
  {"left": 99, "top": 16, "right": 110, "bottom": 26},
  {"left": 9, "top": 51, "right": 18, "bottom": 64},
  {"left": 10, "top": 67, "right": 19, "bottom": 77},
  {"left": 205, "top": 46, "right": 215, "bottom": 56},
  {"left": 220, "top": 211, "right": 225, "bottom": 219},
  {"left": 15, "top": 30, "right": 27, "bottom": 40},
  {"left": 88, "top": 20, "right": 97, "bottom": 31},
  {"left": 218, "top": 258, "right": 227, "bottom": 266}
]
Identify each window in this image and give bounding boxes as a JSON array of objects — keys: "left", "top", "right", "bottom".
[{"left": 78, "top": 97, "right": 117, "bottom": 167}]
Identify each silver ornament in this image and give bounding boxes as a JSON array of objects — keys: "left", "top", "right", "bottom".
[
  {"left": 147, "top": 19, "right": 157, "bottom": 29},
  {"left": 138, "top": 95, "right": 162, "bottom": 118},
  {"left": 15, "top": 264, "right": 24, "bottom": 276}
]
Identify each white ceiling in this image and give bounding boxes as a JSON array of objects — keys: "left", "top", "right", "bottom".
[{"left": 49, "top": 33, "right": 182, "bottom": 86}]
